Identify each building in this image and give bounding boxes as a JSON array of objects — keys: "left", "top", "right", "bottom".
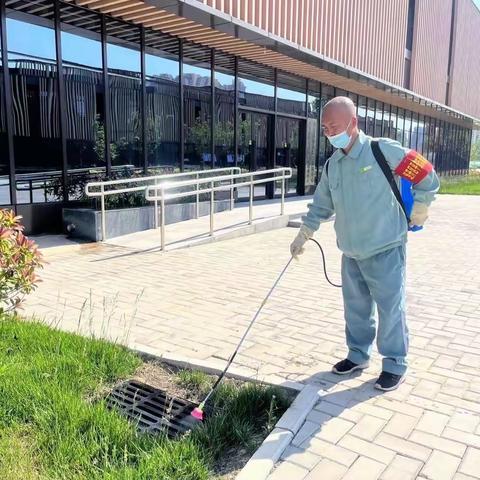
[{"left": 0, "top": 0, "right": 479, "bottom": 234}]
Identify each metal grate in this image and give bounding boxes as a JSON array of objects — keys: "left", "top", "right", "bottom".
[{"left": 106, "top": 380, "right": 201, "bottom": 438}]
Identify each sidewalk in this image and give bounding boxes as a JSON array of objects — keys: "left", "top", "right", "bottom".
[{"left": 24, "top": 194, "right": 480, "bottom": 480}]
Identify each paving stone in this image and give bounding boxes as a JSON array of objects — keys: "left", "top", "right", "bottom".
[
  {"left": 351, "top": 403, "right": 394, "bottom": 421},
  {"left": 375, "top": 398, "right": 424, "bottom": 418},
  {"left": 409, "top": 430, "right": 466, "bottom": 457},
  {"left": 267, "top": 460, "right": 309, "bottom": 480},
  {"left": 416, "top": 411, "right": 450, "bottom": 435},
  {"left": 458, "top": 447, "right": 480, "bottom": 478},
  {"left": 454, "top": 474, "right": 479, "bottom": 480},
  {"left": 447, "top": 411, "right": 480, "bottom": 434},
  {"left": 306, "top": 437, "right": 358, "bottom": 467},
  {"left": 442, "top": 428, "right": 480, "bottom": 449},
  {"left": 380, "top": 455, "right": 423, "bottom": 480},
  {"left": 338, "top": 434, "right": 396, "bottom": 465},
  {"left": 420, "top": 450, "right": 461, "bottom": 480},
  {"left": 341, "top": 456, "right": 385, "bottom": 480},
  {"left": 375, "top": 432, "right": 431, "bottom": 461},
  {"left": 310, "top": 417, "right": 355, "bottom": 444},
  {"left": 383, "top": 413, "right": 418, "bottom": 438},
  {"left": 349, "top": 415, "right": 386, "bottom": 441},
  {"left": 281, "top": 445, "right": 322, "bottom": 470},
  {"left": 292, "top": 421, "right": 322, "bottom": 447},
  {"left": 304, "top": 459, "right": 348, "bottom": 480}
]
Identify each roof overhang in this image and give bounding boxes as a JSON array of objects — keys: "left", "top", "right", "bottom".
[{"left": 72, "top": 0, "right": 480, "bottom": 129}]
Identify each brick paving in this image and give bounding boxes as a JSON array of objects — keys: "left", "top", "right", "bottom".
[{"left": 24, "top": 194, "right": 480, "bottom": 480}]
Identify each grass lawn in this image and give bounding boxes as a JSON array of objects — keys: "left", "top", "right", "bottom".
[
  {"left": 439, "top": 172, "right": 480, "bottom": 195},
  {"left": 0, "top": 315, "right": 290, "bottom": 480}
]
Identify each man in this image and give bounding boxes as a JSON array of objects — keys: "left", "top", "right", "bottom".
[{"left": 291, "top": 97, "right": 439, "bottom": 391}]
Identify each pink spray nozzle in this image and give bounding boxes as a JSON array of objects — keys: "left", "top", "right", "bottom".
[{"left": 191, "top": 407, "right": 204, "bottom": 421}]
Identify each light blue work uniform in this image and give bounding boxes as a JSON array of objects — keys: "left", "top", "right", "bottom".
[{"left": 303, "top": 131, "right": 439, "bottom": 375}]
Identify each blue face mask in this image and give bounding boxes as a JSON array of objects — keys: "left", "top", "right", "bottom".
[{"left": 327, "top": 119, "right": 352, "bottom": 149}]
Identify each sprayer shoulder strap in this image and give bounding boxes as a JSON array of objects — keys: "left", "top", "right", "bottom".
[{"left": 370, "top": 140, "right": 410, "bottom": 223}]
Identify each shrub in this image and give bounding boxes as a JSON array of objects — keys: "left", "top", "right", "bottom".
[{"left": 0, "top": 210, "right": 44, "bottom": 313}]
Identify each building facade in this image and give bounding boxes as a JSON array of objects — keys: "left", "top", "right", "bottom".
[{"left": 0, "top": 0, "right": 478, "bottom": 233}]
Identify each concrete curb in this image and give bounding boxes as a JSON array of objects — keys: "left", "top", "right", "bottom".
[{"left": 236, "top": 385, "right": 322, "bottom": 480}]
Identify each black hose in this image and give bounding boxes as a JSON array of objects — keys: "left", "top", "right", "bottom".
[{"left": 309, "top": 237, "right": 342, "bottom": 288}]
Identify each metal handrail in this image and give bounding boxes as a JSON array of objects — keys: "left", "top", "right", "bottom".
[
  {"left": 145, "top": 167, "right": 293, "bottom": 251},
  {"left": 85, "top": 167, "right": 241, "bottom": 240}
]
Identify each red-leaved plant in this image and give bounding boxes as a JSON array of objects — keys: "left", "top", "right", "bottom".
[{"left": 0, "top": 209, "right": 44, "bottom": 313}]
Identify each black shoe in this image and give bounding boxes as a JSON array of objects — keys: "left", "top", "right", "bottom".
[
  {"left": 332, "top": 359, "right": 369, "bottom": 375},
  {"left": 375, "top": 372, "right": 405, "bottom": 391}
]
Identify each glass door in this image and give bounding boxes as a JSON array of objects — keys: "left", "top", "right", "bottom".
[
  {"left": 275, "top": 116, "right": 304, "bottom": 195},
  {"left": 237, "top": 110, "right": 273, "bottom": 199}
]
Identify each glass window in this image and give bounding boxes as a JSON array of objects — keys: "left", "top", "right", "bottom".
[
  {"left": 61, "top": 8, "right": 105, "bottom": 200},
  {"left": 276, "top": 73, "right": 306, "bottom": 116},
  {"left": 320, "top": 85, "right": 335, "bottom": 165},
  {"left": 452, "top": 125, "right": 460, "bottom": 174},
  {"left": 427, "top": 119, "right": 436, "bottom": 164},
  {"left": 416, "top": 115, "right": 425, "bottom": 154},
  {"left": 306, "top": 83, "right": 320, "bottom": 188},
  {"left": 366, "top": 99, "right": 375, "bottom": 136},
  {"left": 238, "top": 60, "right": 274, "bottom": 111},
  {"left": 374, "top": 101, "right": 383, "bottom": 137},
  {"left": 382, "top": 105, "right": 391, "bottom": 138},
  {"left": 307, "top": 87, "right": 320, "bottom": 120},
  {"left": 396, "top": 109, "right": 405, "bottom": 144},
  {"left": 214, "top": 53, "right": 235, "bottom": 168},
  {"left": 0, "top": 25, "right": 10, "bottom": 205},
  {"left": 412, "top": 113, "right": 418, "bottom": 150},
  {"left": 434, "top": 121, "right": 443, "bottom": 171},
  {"left": 358, "top": 96, "right": 367, "bottom": 132},
  {"left": 389, "top": 106, "right": 398, "bottom": 141},
  {"left": 183, "top": 43, "right": 211, "bottom": 170},
  {"left": 347, "top": 91, "right": 358, "bottom": 110},
  {"left": 276, "top": 117, "right": 300, "bottom": 194},
  {"left": 423, "top": 117, "right": 430, "bottom": 159},
  {"left": 7, "top": 9, "right": 62, "bottom": 204},
  {"left": 145, "top": 34, "right": 180, "bottom": 172},
  {"left": 403, "top": 111, "right": 412, "bottom": 149},
  {"left": 464, "top": 128, "right": 472, "bottom": 173},
  {"left": 107, "top": 19, "right": 142, "bottom": 171}
]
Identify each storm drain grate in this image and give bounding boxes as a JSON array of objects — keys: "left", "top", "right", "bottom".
[{"left": 106, "top": 380, "right": 200, "bottom": 439}]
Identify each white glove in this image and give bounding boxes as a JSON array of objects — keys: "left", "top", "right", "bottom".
[
  {"left": 290, "top": 225, "right": 314, "bottom": 258},
  {"left": 410, "top": 202, "right": 429, "bottom": 227}
]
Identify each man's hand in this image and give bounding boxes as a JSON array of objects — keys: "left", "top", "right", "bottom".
[
  {"left": 410, "top": 202, "right": 429, "bottom": 227},
  {"left": 290, "top": 225, "right": 314, "bottom": 258}
]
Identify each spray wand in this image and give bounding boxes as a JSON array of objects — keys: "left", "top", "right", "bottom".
[{"left": 191, "top": 256, "right": 295, "bottom": 420}]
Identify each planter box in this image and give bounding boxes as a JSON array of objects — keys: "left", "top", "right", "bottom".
[{"left": 63, "top": 199, "right": 231, "bottom": 242}]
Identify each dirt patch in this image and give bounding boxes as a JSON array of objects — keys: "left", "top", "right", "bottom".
[
  {"left": 212, "top": 446, "right": 251, "bottom": 480},
  {"left": 133, "top": 361, "right": 201, "bottom": 402},
  {"left": 132, "top": 360, "right": 245, "bottom": 403}
]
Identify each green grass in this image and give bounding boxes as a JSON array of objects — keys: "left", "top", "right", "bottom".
[
  {"left": 0, "top": 315, "right": 289, "bottom": 480},
  {"left": 439, "top": 172, "right": 480, "bottom": 195},
  {"left": 175, "top": 370, "right": 211, "bottom": 396}
]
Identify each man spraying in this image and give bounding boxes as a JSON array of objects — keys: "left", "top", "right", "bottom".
[{"left": 291, "top": 97, "right": 439, "bottom": 391}]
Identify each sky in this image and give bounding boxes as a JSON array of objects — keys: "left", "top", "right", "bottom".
[{"left": 474, "top": 0, "right": 480, "bottom": 11}]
